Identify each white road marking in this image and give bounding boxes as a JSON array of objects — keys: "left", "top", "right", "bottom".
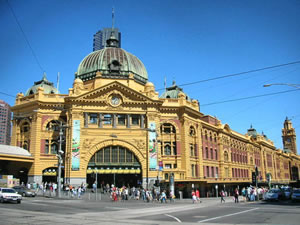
[
  {"left": 165, "top": 214, "right": 182, "bottom": 223},
  {"left": 105, "top": 206, "right": 127, "bottom": 210},
  {"left": 198, "top": 207, "right": 259, "bottom": 223}
]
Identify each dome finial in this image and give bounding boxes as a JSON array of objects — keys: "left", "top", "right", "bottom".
[{"left": 42, "top": 72, "right": 48, "bottom": 81}]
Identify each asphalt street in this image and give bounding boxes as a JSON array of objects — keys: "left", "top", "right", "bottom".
[{"left": 0, "top": 194, "right": 299, "bottom": 225}]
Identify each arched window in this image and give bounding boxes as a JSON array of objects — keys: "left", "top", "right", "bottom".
[
  {"left": 209, "top": 132, "right": 213, "bottom": 141},
  {"left": 164, "top": 144, "right": 171, "bottom": 155},
  {"left": 21, "top": 122, "right": 30, "bottom": 133},
  {"left": 205, "top": 147, "right": 209, "bottom": 159},
  {"left": 160, "top": 123, "right": 176, "bottom": 134},
  {"left": 214, "top": 134, "right": 217, "bottom": 142},
  {"left": 189, "top": 126, "right": 196, "bottom": 136},
  {"left": 204, "top": 130, "right": 208, "bottom": 140},
  {"left": 46, "top": 120, "right": 60, "bottom": 131}
]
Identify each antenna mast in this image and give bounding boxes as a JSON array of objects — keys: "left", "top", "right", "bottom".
[
  {"left": 112, "top": 7, "right": 115, "bottom": 29},
  {"left": 57, "top": 72, "right": 60, "bottom": 92}
]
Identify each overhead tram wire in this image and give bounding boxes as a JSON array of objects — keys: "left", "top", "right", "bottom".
[
  {"left": 6, "top": 0, "right": 44, "bottom": 73},
  {"left": 156, "top": 60, "right": 300, "bottom": 91},
  {"left": 200, "top": 88, "right": 300, "bottom": 107}
]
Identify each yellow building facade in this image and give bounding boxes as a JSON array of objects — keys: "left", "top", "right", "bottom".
[{"left": 10, "top": 34, "right": 300, "bottom": 196}]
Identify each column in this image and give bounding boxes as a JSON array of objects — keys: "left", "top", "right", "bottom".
[
  {"left": 84, "top": 112, "right": 88, "bottom": 128},
  {"left": 140, "top": 115, "right": 145, "bottom": 129},
  {"left": 98, "top": 113, "right": 102, "bottom": 128},
  {"left": 126, "top": 114, "right": 131, "bottom": 128},
  {"left": 113, "top": 114, "right": 117, "bottom": 128}
]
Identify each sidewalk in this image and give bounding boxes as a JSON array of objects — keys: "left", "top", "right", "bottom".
[{"left": 35, "top": 189, "right": 244, "bottom": 205}]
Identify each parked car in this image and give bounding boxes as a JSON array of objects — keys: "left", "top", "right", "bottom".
[
  {"left": 281, "top": 187, "right": 292, "bottom": 199},
  {"left": 264, "top": 189, "right": 282, "bottom": 201},
  {"left": 291, "top": 189, "right": 300, "bottom": 202},
  {"left": 13, "top": 186, "right": 36, "bottom": 197},
  {"left": 0, "top": 187, "right": 22, "bottom": 203}
]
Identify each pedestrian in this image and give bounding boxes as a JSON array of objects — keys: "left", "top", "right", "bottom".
[
  {"left": 92, "top": 182, "right": 97, "bottom": 193},
  {"left": 160, "top": 190, "right": 167, "bottom": 203},
  {"left": 196, "top": 189, "right": 201, "bottom": 203},
  {"left": 234, "top": 188, "right": 239, "bottom": 203},
  {"left": 220, "top": 190, "right": 225, "bottom": 203},
  {"left": 192, "top": 190, "right": 197, "bottom": 203},
  {"left": 242, "top": 187, "right": 246, "bottom": 202}
]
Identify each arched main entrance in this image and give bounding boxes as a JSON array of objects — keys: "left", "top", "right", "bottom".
[{"left": 86, "top": 146, "right": 142, "bottom": 188}]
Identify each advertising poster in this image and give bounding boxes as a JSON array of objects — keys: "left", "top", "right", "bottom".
[
  {"left": 72, "top": 120, "right": 80, "bottom": 170},
  {"left": 149, "top": 122, "right": 157, "bottom": 170}
]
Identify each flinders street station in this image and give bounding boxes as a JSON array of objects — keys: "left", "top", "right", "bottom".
[{"left": 3, "top": 32, "right": 300, "bottom": 196}]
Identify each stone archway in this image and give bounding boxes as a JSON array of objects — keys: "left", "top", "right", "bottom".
[{"left": 83, "top": 139, "right": 146, "bottom": 188}]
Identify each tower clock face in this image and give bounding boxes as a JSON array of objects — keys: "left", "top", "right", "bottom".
[{"left": 110, "top": 95, "right": 120, "bottom": 106}]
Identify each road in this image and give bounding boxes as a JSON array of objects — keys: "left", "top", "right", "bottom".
[{"left": 0, "top": 195, "right": 299, "bottom": 224}]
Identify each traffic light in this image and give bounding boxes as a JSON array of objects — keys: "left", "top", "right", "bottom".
[{"left": 252, "top": 172, "right": 256, "bottom": 185}]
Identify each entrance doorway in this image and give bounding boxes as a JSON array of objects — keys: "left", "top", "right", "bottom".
[{"left": 87, "top": 145, "right": 142, "bottom": 188}]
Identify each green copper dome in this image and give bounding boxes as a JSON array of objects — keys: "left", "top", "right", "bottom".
[
  {"left": 160, "top": 81, "right": 191, "bottom": 101},
  {"left": 76, "top": 34, "right": 148, "bottom": 84},
  {"left": 25, "top": 73, "right": 59, "bottom": 96}
]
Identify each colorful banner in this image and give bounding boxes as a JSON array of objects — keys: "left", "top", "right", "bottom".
[
  {"left": 72, "top": 120, "right": 80, "bottom": 170},
  {"left": 149, "top": 122, "right": 157, "bottom": 170}
]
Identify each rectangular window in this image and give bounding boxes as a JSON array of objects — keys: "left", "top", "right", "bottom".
[
  {"left": 89, "top": 113, "right": 98, "bottom": 124},
  {"left": 103, "top": 114, "right": 112, "bottom": 125},
  {"left": 206, "top": 166, "right": 210, "bottom": 177},
  {"left": 117, "top": 114, "right": 126, "bottom": 125},
  {"left": 192, "top": 164, "right": 195, "bottom": 177},
  {"left": 190, "top": 144, "right": 194, "bottom": 156},
  {"left": 131, "top": 115, "right": 140, "bottom": 125},
  {"left": 211, "top": 167, "right": 215, "bottom": 178},
  {"left": 174, "top": 164, "right": 177, "bottom": 169},
  {"left": 173, "top": 142, "right": 177, "bottom": 155},
  {"left": 165, "top": 164, "right": 172, "bottom": 169},
  {"left": 205, "top": 147, "right": 209, "bottom": 159}
]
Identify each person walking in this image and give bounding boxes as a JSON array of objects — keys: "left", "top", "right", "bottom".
[
  {"left": 192, "top": 190, "right": 197, "bottom": 203},
  {"left": 220, "top": 190, "right": 225, "bottom": 203},
  {"left": 196, "top": 189, "right": 201, "bottom": 203},
  {"left": 234, "top": 188, "right": 239, "bottom": 203}
]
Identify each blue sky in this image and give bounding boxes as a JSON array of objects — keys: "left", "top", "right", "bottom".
[{"left": 1, "top": 0, "right": 300, "bottom": 152}]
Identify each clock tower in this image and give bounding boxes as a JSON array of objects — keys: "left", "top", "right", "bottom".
[{"left": 282, "top": 117, "right": 297, "bottom": 154}]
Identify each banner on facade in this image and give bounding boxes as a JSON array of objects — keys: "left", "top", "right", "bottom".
[
  {"left": 149, "top": 122, "right": 157, "bottom": 170},
  {"left": 72, "top": 120, "right": 80, "bottom": 170}
]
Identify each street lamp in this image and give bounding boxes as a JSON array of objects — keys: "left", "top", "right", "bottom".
[
  {"left": 263, "top": 83, "right": 300, "bottom": 89},
  {"left": 57, "top": 121, "right": 69, "bottom": 198}
]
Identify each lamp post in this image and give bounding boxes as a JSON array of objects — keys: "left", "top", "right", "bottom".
[
  {"left": 57, "top": 121, "right": 68, "bottom": 198},
  {"left": 263, "top": 83, "right": 300, "bottom": 89}
]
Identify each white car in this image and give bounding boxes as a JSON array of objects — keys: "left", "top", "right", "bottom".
[
  {"left": 291, "top": 189, "right": 300, "bottom": 202},
  {"left": 0, "top": 187, "right": 22, "bottom": 203},
  {"left": 264, "top": 189, "right": 282, "bottom": 201}
]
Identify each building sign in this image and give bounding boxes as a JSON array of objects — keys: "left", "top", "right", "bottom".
[
  {"left": 72, "top": 120, "right": 80, "bottom": 170},
  {"left": 149, "top": 122, "right": 157, "bottom": 170}
]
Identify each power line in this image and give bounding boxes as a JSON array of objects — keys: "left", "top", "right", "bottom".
[
  {"left": 201, "top": 89, "right": 300, "bottom": 107},
  {"left": 6, "top": 0, "right": 44, "bottom": 72},
  {"left": 0, "top": 92, "right": 15, "bottom": 98},
  {"left": 157, "top": 60, "right": 300, "bottom": 91}
]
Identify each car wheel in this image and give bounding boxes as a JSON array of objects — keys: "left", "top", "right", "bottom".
[
  {"left": 0, "top": 198, "right": 3, "bottom": 203},
  {"left": 17, "top": 200, "right": 21, "bottom": 204}
]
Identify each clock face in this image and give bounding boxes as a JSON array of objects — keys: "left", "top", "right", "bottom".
[{"left": 111, "top": 96, "right": 120, "bottom": 106}]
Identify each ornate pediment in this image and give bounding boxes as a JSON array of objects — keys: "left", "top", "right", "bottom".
[{"left": 67, "top": 81, "right": 161, "bottom": 106}]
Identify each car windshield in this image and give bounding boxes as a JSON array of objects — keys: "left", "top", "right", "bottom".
[{"left": 2, "top": 189, "right": 16, "bottom": 193}]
